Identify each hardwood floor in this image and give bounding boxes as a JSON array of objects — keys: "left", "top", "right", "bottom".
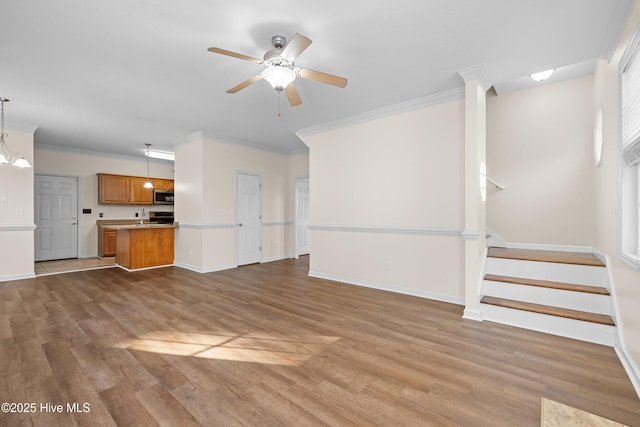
[
  {"left": 35, "top": 257, "right": 116, "bottom": 276},
  {"left": 1, "top": 257, "right": 639, "bottom": 426}
]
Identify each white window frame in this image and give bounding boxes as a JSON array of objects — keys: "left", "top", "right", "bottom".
[{"left": 619, "top": 23, "right": 640, "bottom": 270}]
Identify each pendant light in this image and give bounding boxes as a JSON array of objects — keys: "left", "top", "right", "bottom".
[
  {"left": 0, "top": 97, "right": 31, "bottom": 168},
  {"left": 143, "top": 143, "right": 153, "bottom": 189}
]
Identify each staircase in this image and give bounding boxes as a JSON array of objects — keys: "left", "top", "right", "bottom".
[{"left": 480, "top": 247, "right": 616, "bottom": 346}]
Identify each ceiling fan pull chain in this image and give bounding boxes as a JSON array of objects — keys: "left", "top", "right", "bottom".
[{"left": 278, "top": 90, "right": 281, "bottom": 117}]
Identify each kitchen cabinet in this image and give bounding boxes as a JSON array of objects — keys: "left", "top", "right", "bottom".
[
  {"left": 98, "top": 227, "right": 117, "bottom": 257},
  {"left": 114, "top": 225, "right": 175, "bottom": 270},
  {"left": 129, "top": 177, "right": 154, "bottom": 205},
  {"left": 97, "top": 173, "right": 173, "bottom": 205},
  {"left": 98, "top": 174, "right": 129, "bottom": 204},
  {"left": 153, "top": 179, "right": 174, "bottom": 191}
]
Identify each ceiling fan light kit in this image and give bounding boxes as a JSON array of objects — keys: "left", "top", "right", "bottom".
[
  {"left": 262, "top": 66, "right": 296, "bottom": 91},
  {"left": 208, "top": 33, "right": 347, "bottom": 109}
]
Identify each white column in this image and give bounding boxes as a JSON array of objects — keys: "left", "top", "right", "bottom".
[{"left": 458, "top": 65, "right": 490, "bottom": 321}]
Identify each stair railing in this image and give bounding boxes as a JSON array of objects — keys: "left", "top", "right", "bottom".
[{"left": 486, "top": 176, "right": 505, "bottom": 190}]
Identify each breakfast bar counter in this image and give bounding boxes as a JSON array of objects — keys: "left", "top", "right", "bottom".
[{"left": 111, "top": 223, "right": 177, "bottom": 270}]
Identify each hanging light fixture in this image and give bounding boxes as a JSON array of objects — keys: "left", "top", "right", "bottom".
[
  {"left": 0, "top": 97, "right": 31, "bottom": 168},
  {"left": 143, "top": 143, "right": 153, "bottom": 189},
  {"left": 530, "top": 69, "right": 554, "bottom": 82}
]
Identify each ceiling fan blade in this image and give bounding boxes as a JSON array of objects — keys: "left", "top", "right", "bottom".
[
  {"left": 297, "top": 68, "right": 348, "bottom": 88},
  {"left": 281, "top": 33, "right": 312, "bottom": 62},
  {"left": 285, "top": 83, "right": 302, "bottom": 106},
  {"left": 207, "top": 47, "right": 263, "bottom": 64},
  {"left": 227, "top": 74, "right": 263, "bottom": 93}
]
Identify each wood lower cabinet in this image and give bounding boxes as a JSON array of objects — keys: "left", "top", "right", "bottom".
[
  {"left": 97, "top": 173, "right": 173, "bottom": 205},
  {"left": 116, "top": 227, "right": 174, "bottom": 269},
  {"left": 98, "top": 227, "right": 117, "bottom": 257}
]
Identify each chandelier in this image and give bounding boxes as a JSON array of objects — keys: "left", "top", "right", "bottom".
[{"left": 0, "top": 97, "right": 31, "bottom": 168}]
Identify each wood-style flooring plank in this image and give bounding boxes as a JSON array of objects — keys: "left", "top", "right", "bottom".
[
  {"left": 487, "top": 247, "right": 605, "bottom": 266},
  {"left": 0, "top": 257, "right": 638, "bottom": 426},
  {"left": 481, "top": 296, "right": 616, "bottom": 326}
]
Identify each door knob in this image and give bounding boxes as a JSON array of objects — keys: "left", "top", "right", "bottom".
[
  {"left": 72, "top": 222, "right": 77, "bottom": 225},
  {"left": 238, "top": 223, "right": 243, "bottom": 227}
]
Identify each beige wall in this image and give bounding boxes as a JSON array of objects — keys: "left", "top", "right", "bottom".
[
  {"left": 0, "top": 128, "right": 35, "bottom": 281},
  {"left": 486, "top": 76, "right": 595, "bottom": 246},
  {"left": 592, "top": 3, "right": 640, "bottom": 386},
  {"left": 34, "top": 147, "right": 175, "bottom": 258},
  {"left": 299, "top": 99, "right": 466, "bottom": 303},
  {"left": 174, "top": 134, "right": 308, "bottom": 272}
]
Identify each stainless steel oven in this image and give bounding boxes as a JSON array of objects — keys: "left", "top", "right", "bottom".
[{"left": 149, "top": 211, "right": 174, "bottom": 224}]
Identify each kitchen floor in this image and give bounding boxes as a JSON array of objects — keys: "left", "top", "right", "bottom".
[{"left": 35, "top": 257, "right": 116, "bottom": 276}]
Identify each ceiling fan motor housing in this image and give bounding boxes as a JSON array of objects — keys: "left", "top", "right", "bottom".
[
  {"left": 271, "top": 35, "right": 286, "bottom": 49},
  {"left": 263, "top": 49, "right": 292, "bottom": 67}
]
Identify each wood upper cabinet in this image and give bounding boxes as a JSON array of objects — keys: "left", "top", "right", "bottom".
[
  {"left": 129, "top": 177, "right": 154, "bottom": 205},
  {"left": 98, "top": 173, "right": 174, "bottom": 205},
  {"left": 153, "top": 179, "right": 167, "bottom": 190},
  {"left": 98, "top": 174, "right": 129, "bottom": 204}
]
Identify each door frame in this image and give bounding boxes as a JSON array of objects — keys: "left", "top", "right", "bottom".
[
  {"left": 294, "top": 176, "right": 310, "bottom": 259},
  {"left": 34, "top": 174, "right": 82, "bottom": 260},
  {"left": 236, "top": 171, "right": 263, "bottom": 266}
]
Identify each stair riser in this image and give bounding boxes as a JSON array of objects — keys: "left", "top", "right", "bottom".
[
  {"left": 482, "top": 280, "right": 611, "bottom": 315},
  {"left": 480, "top": 304, "right": 615, "bottom": 346},
  {"left": 485, "top": 258, "right": 608, "bottom": 287}
]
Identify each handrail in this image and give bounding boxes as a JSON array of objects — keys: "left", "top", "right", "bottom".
[{"left": 486, "top": 176, "right": 505, "bottom": 190}]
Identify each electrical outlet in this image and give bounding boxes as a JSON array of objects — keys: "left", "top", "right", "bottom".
[{"left": 385, "top": 262, "right": 391, "bottom": 271}]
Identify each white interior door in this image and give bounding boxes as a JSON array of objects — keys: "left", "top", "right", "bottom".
[
  {"left": 35, "top": 175, "right": 78, "bottom": 261},
  {"left": 237, "top": 173, "right": 261, "bottom": 265},
  {"left": 295, "top": 178, "right": 310, "bottom": 257}
]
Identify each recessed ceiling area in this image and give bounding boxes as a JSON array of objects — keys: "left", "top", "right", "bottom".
[{"left": 0, "top": 0, "right": 631, "bottom": 158}]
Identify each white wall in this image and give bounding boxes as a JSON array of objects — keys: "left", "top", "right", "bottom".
[
  {"left": 299, "top": 99, "right": 466, "bottom": 303},
  {"left": 0, "top": 128, "right": 35, "bottom": 281},
  {"left": 174, "top": 134, "right": 308, "bottom": 272},
  {"left": 592, "top": 2, "right": 640, "bottom": 392},
  {"left": 486, "top": 76, "right": 595, "bottom": 246},
  {"left": 34, "top": 147, "right": 175, "bottom": 258}
]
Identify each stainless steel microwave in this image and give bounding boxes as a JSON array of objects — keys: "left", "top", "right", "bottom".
[{"left": 153, "top": 190, "right": 174, "bottom": 205}]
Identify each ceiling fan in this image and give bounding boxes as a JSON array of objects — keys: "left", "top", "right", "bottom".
[{"left": 207, "top": 33, "right": 347, "bottom": 107}]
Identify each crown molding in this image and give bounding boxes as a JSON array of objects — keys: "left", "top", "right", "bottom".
[
  {"left": 34, "top": 144, "right": 172, "bottom": 164},
  {"left": 457, "top": 64, "right": 492, "bottom": 92},
  {"left": 295, "top": 87, "right": 465, "bottom": 138},
  {"left": 5, "top": 122, "right": 39, "bottom": 134},
  {"left": 173, "top": 130, "right": 307, "bottom": 155},
  {"left": 600, "top": 0, "right": 635, "bottom": 63}
]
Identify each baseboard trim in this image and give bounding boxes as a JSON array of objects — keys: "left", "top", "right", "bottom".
[
  {"left": 615, "top": 344, "right": 640, "bottom": 399},
  {"left": 0, "top": 272, "right": 36, "bottom": 282},
  {"left": 261, "top": 255, "right": 289, "bottom": 263},
  {"left": 505, "top": 242, "right": 594, "bottom": 253},
  {"left": 115, "top": 263, "right": 174, "bottom": 272},
  {"left": 462, "top": 309, "right": 483, "bottom": 321},
  {"left": 174, "top": 261, "right": 237, "bottom": 273},
  {"left": 308, "top": 270, "right": 464, "bottom": 306}
]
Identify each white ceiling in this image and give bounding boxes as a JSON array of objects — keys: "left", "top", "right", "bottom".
[{"left": 0, "top": 0, "right": 632, "bottom": 159}]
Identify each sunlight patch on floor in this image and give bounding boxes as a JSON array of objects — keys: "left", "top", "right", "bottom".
[{"left": 117, "top": 331, "right": 341, "bottom": 366}]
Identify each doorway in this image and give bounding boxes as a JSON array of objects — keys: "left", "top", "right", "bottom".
[
  {"left": 294, "top": 177, "right": 310, "bottom": 258},
  {"left": 34, "top": 175, "right": 79, "bottom": 261},
  {"left": 237, "top": 173, "right": 262, "bottom": 265}
]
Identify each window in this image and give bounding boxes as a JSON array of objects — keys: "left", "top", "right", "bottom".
[{"left": 620, "top": 25, "right": 640, "bottom": 269}]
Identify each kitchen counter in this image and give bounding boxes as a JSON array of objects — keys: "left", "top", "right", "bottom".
[
  {"left": 106, "top": 223, "right": 178, "bottom": 230},
  {"left": 115, "top": 225, "right": 175, "bottom": 270}
]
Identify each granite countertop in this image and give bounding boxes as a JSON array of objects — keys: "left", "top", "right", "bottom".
[
  {"left": 97, "top": 219, "right": 178, "bottom": 229},
  {"left": 105, "top": 223, "right": 178, "bottom": 230}
]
